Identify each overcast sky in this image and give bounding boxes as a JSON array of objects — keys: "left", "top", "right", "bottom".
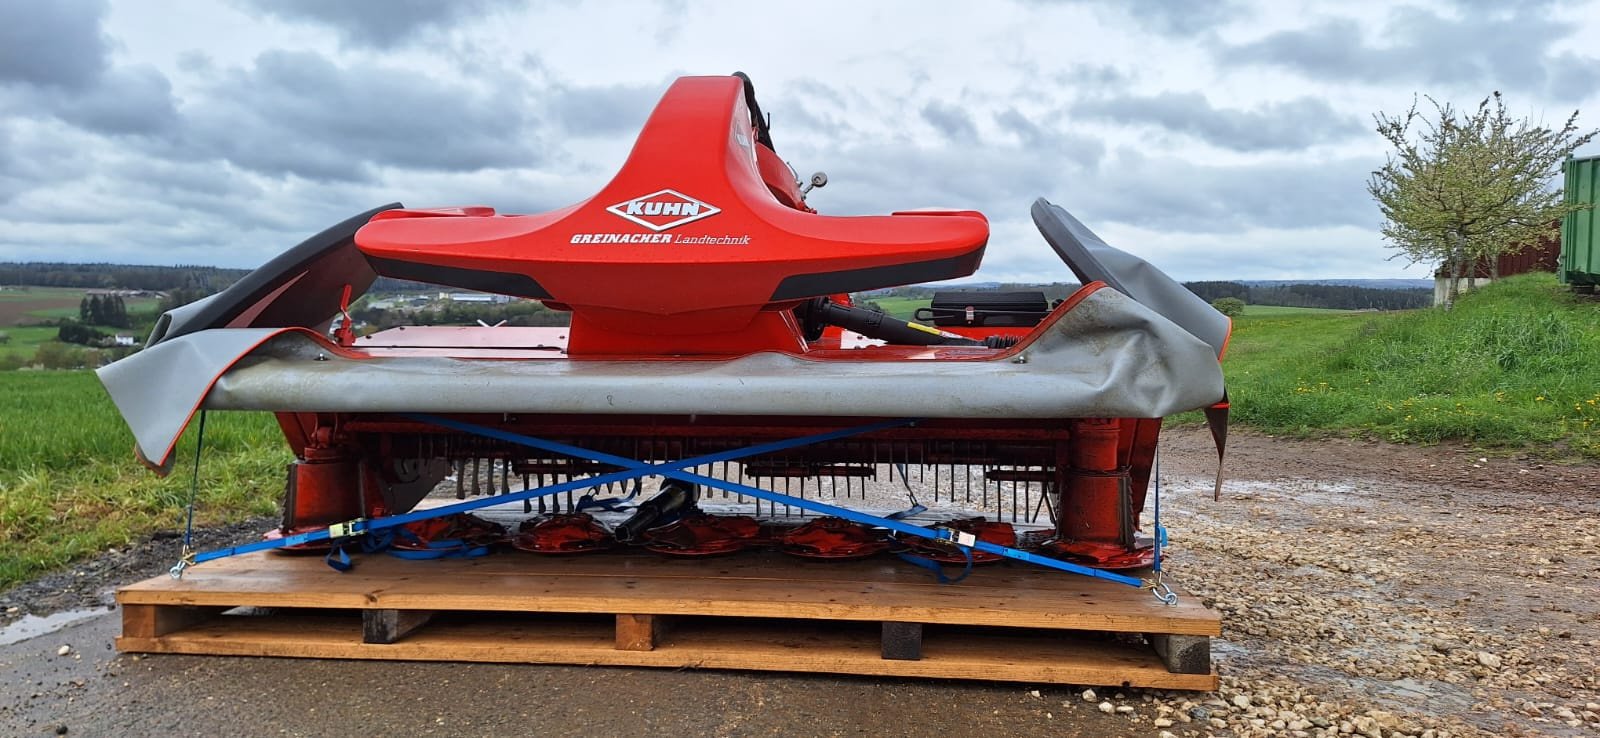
[{"left": 2, "top": 0, "right": 1598, "bottom": 282}]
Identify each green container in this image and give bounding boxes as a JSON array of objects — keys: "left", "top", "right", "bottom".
[{"left": 1562, "top": 155, "right": 1600, "bottom": 286}]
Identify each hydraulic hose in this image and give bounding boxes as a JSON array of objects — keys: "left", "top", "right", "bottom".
[{"left": 808, "top": 299, "right": 1019, "bottom": 347}]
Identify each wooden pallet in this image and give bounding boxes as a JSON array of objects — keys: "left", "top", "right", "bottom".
[{"left": 117, "top": 549, "right": 1219, "bottom": 690}]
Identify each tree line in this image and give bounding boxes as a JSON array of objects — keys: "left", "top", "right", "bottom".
[
  {"left": 1182, "top": 281, "right": 1430, "bottom": 310},
  {"left": 1, "top": 262, "right": 440, "bottom": 295},
  {"left": 0, "top": 263, "right": 244, "bottom": 291},
  {"left": 79, "top": 294, "right": 133, "bottom": 328}
]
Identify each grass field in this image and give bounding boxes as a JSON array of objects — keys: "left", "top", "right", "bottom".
[
  {"left": 0, "top": 371, "right": 286, "bottom": 587},
  {"left": 1239, "top": 304, "right": 1354, "bottom": 316},
  {"left": 0, "top": 287, "right": 160, "bottom": 364},
  {"left": 871, "top": 296, "right": 931, "bottom": 321},
  {"left": 1212, "top": 273, "right": 1600, "bottom": 456},
  {"left": 0, "top": 326, "right": 63, "bottom": 361}
]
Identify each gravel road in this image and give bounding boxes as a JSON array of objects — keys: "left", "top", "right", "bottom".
[{"left": 1, "top": 426, "right": 1595, "bottom": 737}]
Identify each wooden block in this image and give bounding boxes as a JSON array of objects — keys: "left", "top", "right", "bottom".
[
  {"left": 880, "top": 622, "right": 923, "bottom": 661},
  {"left": 121, "top": 604, "right": 224, "bottom": 639},
  {"left": 1148, "top": 633, "right": 1210, "bottom": 674},
  {"left": 615, "top": 614, "right": 667, "bottom": 651},
  {"left": 362, "top": 609, "right": 435, "bottom": 645}
]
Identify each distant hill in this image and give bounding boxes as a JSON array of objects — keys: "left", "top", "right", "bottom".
[
  {"left": 1239, "top": 279, "right": 1434, "bottom": 290},
  {"left": 1, "top": 262, "right": 438, "bottom": 295}
]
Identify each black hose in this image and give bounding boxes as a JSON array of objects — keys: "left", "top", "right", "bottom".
[{"left": 810, "top": 299, "right": 983, "bottom": 347}]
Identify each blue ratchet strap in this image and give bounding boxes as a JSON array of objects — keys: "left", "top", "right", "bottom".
[
  {"left": 574, "top": 482, "right": 639, "bottom": 513},
  {"left": 379, "top": 527, "right": 490, "bottom": 560},
  {"left": 329, "top": 523, "right": 491, "bottom": 567},
  {"left": 387, "top": 540, "right": 492, "bottom": 560},
  {"left": 895, "top": 544, "right": 974, "bottom": 584},
  {"left": 190, "top": 417, "right": 918, "bottom": 565},
  {"left": 410, "top": 414, "right": 1145, "bottom": 588},
  {"left": 324, "top": 545, "right": 352, "bottom": 572},
  {"left": 361, "top": 528, "right": 397, "bottom": 553}
]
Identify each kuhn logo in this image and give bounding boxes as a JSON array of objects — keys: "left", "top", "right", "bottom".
[{"left": 605, "top": 189, "right": 721, "bottom": 231}]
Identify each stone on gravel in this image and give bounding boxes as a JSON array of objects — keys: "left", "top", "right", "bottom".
[
  {"left": 1081, "top": 688, "right": 1096, "bottom": 702},
  {"left": 56, "top": 645, "right": 70, "bottom": 656},
  {"left": 1475, "top": 651, "right": 1502, "bottom": 669},
  {"left": 1098, "top": 701, "right": 1114, "bottom": 714}
]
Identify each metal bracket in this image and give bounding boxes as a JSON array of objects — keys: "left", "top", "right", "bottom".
[
  {"left": 326, "top": 518, "right": 367, "bottom": 539},
  {"left": 169, "top": 547, "right": 195, "bottom": 579}
]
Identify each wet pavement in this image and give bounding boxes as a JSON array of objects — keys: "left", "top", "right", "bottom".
[{"left": 1, "top": 609, "right": 1122, "bottom": 737}]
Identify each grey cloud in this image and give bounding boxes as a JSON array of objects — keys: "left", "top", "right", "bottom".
[
  {"left": 1073, "top": 149, "right": 1377, "bottom": 233},
  {"left": 1219, "top": 8, "right": 1594, "bottom": 100},
  {"left": 0, "top": 0, "right": 178, "bottom": 139},
  {"left": 1547, "top": 53, "right": 1600, "bottom": 103},
  {"left": 1107, "top": 0, "right": 1241, "bottom": 35},
  {"left": 1073, "top": 92, "right": 1364, "bottom": 151},
  {"left": 0, "top": 0, "right": 110, "bottom": 90},
  {"left": 807, "top": 129, "right": 1104, "bottom": 220},
  {"left": 772, "top": 79, "right": 870, "bottom": 141},
  {"left": 1029, "top": 0, "right": 1241, "bottom": 35},
  {"left": 1, "top": 64, "right": 179, "bottom": 138},
  {"left": 995, "top": 108, "right": 1045, "bottom": 145},
  {"left": 1055, "top": 64, "right": 1131, "bottom": 91},
  {"left": 777, "top": 103, "right": 860, "bottom": 141},
  {"left": 547, "top": 82, "right": 662, "bottom": 136},
  {"left": 176, "top": 50, "right": 540, "bottom": 182},
  {"left": 987, "top": 108, "right": 1105, "bottom": 165},
  {"left": 235, "top": 0, "right": 528, "bottom": 49},
  {"left": 0, "top": 127, "right": 16, "bottom": 204},
  {"left": 789, "top": 79, "right": 849, "bottom": 108},
  {"left": 814, "top": 134, "right": 1372, "bottom": 238},
  {"left": 0, "top": 121, "right": 102, "bottom": 205},
  {"left": 51, "top": 65, "right": 180, "bottom": 136},
  {"left": 921, "top": 101, "right": 979, "bottom": 141}
]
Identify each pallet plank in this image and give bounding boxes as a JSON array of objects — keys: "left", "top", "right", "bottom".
[
  {"left": 117, "top": 550, "right": 1219, "bottom": 689},
  {"left": 118, "top": 614, "right": 1216, "bottom": 690},
  {"left": 121, "top": 553, "right": 1217, "bottom": 636}
]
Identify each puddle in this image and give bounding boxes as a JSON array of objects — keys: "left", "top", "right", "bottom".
[{"left": 0, "top": 607, "right": 109, "bottom": 647}]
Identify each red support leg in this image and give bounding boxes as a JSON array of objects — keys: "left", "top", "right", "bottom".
[{"left": 1042, "top": 418, "right": 1153, "bottom": 570}]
